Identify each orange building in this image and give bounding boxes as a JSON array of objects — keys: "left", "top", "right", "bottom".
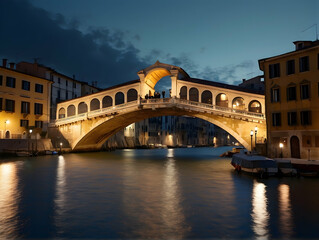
[
  {"left": 259, "top": 40, "right": 319, "bottom": 159},
  {"left": 0, "top": 60, "right": 52, "bottom": 139}
]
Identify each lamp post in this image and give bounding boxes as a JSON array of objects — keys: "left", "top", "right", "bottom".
[
  {"left": 254, "top": 126, "right": 258, "bottom": 150},
  {"left": 29, "top": 129, "right": 33, "bottom": 154},
  {"left": 59, "top": 142, "right": 63, "bottom": 155},
  {"left": 279, "top": 143, "right": 283, "bottom": 158},
  {"left": 250, "top": 130, "right": 253, "bottom": 152}
]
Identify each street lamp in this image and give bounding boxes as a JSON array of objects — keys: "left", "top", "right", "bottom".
[
  {"left": 250, "top": 130, "right": 253, "bottom": 152},
  {"left": 279, "top": 143, "right": 283, "bottom": 158},
  {"left": 254, "top": 126, "right": 258, "bottom": 150},
  {"left": 59, "top": 142, "right": 63, "bottom": 154}
]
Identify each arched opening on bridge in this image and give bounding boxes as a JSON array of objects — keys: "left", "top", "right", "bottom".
[
  {"left": 144, "top": 68, "right": 171, "bottom": 92},
  {"left": 127, "top": 89, "right": 138, "bottom": 102},
  {"left": 5, "top": 130, "right": 10, "bottom": 139},
  {"left": 115, "top": 92, "right": 125, "bottom": 105},
  {"left": 78, "top": 102, "right": 88, "bottom": 114},
  {"left": 249, "top": 100, "right": 262, "bottom": 113},
  {"left": 189, "top": 88, "right": 199, "bottom": 102},
  {"left": 201, "top": 90, "right": 212, "bottom": 104},
  {"left": 102, "top": 96, "right": 113, "bottom": 108},
  {"left": 180, "top": 86, "right": 187, "bottom": 100},
  {"left": 67, "top": 105, "right": 76, "bottom": 117},
  {"left": 216, "top": 93, "right": 228, "bottom": 107},
  {"left": 58, "top": 107, "right": 66, "bottom": 119},
  {"left": 90, "top": 98, "right": 100, "bottom": 111},
  {"left": 232, "top": 97, "right": 245, "bottom": 110}
]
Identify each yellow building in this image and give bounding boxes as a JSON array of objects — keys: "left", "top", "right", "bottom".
[
  {"left": 0, "top": 60, "right": 52, "bottom": 139},
  {"left": 259, "top": 40, "right": 319, "bottom": 159}
]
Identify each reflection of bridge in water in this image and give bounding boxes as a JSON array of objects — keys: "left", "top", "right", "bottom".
[{"left": 55, "top": 61, "right": 266, "bottom": 151}]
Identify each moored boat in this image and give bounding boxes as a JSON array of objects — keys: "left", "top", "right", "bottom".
[{"left": 231, "top": 153, "right": 278, "bottom": 177}]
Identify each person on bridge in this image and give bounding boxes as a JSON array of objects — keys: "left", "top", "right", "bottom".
[{"left": 162, "top": 91, "right": 165, "bottom": 98}]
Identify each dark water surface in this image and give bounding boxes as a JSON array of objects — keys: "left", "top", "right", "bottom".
[{"left": 1, "top": 147, "right": 319, "bottom": 239}]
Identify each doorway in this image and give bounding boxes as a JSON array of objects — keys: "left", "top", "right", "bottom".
[{"left": 290, "top": 136, "right": 300, "bottom": 158}]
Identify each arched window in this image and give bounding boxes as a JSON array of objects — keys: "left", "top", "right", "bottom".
[
  {"left": 201, "top": 90, "right": 212, "bottom": 104},
  {"left": 5, "top": 131, "right": 10, "bottom": 139},
  {"left": 78, "top": 102, "right": 88, "bottom": 114},
  {"left": 115, "top": 92, "right": 125, "bottom": 105},
  {"left": 90, "top": 98, "right": 100, "bottom": 111},
  {"left": 180, "top": 86, "right": 187, "bottom": 100},
  {"left": 58, "top": 107, "right": 66, "bottom": 119},
  {"left": 249, "top": 100, "right": 262, "bottom": 113},
  {"left": 67, "top": 105, "right": 76, "bottom": 117},
  {"left": 232, "top": 97, "right": 245, "bottom": 110},
  {"left": 216, "top": 93, "right": 228, "bottom": 107},
  {"left": 102, "top": 96, "right": 113, "bottom": 108},
  {"left": 189, "top": 87, "right": 199, "bottom": 102},
  {"left": 127, "top": 89, "right": 138, "bottom": 102}
]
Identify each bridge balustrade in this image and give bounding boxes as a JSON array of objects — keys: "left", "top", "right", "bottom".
[{"left": 56, "top": 97, "right": 264, "bottom": 126}]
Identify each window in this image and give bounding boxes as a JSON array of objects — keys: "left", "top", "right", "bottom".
[
  {"left": 0, "top": 75, "right": 2, "bottom": 85},
  {"left": 300, "top": 83, "right": 310, "bottom": 99},
  {"left": 287, "top": 86, "right": 296, "bottom": 101},
  {"left": 272, "top": 113, "right": 281, "bottom": 126},
  {"left": 0, "top": 98, "right": 2, "bottom": 111},
  {"left": 58, "top": 77, "right": 60, "bottom": 84},
  {"left": 286, "top": 60, "right": 295, "bottom": 75},
  {"left": 20, "top": 120, "right": 29, "bottom": 128},
  {"left": 21, "top": 80, "right": 30, "bottom": 91},
  {"left": 271, "top": 88, "right": 280, "bottom": 102},
  {"left": 301, "top": 111, "right": 311, "bottom": 125},
  {"left": 35, "top": 84, "right": 43, "bottom": 93},
  {"left": 288, "top": 112, "right": 297, "bottom": 126},
  {"left": 269, "top": 63, "right": 280, "bottom": 78},
  {"left": 21, "top": 101, "right": 30, "bottom": 114},
  {"left": 57, "top": 90, "right": 61, "bottom": 99},
  {"left": 299, "top": 56, "right": 309, "bottom": 72},
  {"left": 5, "top": 99, "right": 15, "bottom": 112},
  {"left": 34, "top": 103, "right": 43, "bottom": 115},
  {"left": 73, "top": 82, "right": 76, "bottom": 88},
  {"left": 6, "top": 77, "right": 16, "bottom": 88},
  {"left": 66, "top": 91, "right": 68, "bottom": 99},
  {"left": 66, "top": 80, "right": 68, "bottom": 86},
  {"left": 35, "top": 120, "right": 43, "bottom": 128}
]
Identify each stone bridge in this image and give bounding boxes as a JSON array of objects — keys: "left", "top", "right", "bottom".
[{"left": 55, "top": 61, "right": 266, "bottom": 151}]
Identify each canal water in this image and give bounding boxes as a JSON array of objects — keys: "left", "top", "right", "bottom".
[{"left": 1, "top": 147, "right": 319, "bottom": 239}]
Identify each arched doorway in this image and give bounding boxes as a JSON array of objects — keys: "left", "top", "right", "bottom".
[
  {"left": 5, "top": 130, "right": 10, "bottom": 139},
  {"left": 290, "top": 136, "right": 300, "bottom": 158}
]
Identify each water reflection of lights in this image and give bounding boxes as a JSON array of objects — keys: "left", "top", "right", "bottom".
[
  {"left": 55, "top": 155, "right": 66, "bottom": 219},
  {"left": 0, "top": 163, "right": 19, "bottom": 238},
  {"left": 123, "top": 149, "right": 135, "bottom": 158},
  {"left": 167, "top": 148, "right": 174, "bottom": 158},
  {"left": 162, "top": 158, "right": 186, "bottom": 238},
  {"left": 251, "top": 181, "right": 269, "bottom": 240},
  {"left": 278, "top": 184, "right": 293, "bottom": 238}
]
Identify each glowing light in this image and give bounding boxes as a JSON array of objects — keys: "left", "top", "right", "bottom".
[
  {"left": 250, "top": 130, "right": 254, "bottom": 136},
  {"left": 251, "top": 181, "right": 269, "bottom": 239},
  {"left": 167, "top": 148, "right": 174, "bottom": 158},
  {"left": 279, "top": 143, "right": 283, "bottom": 148},
  {"left": 60, "top": 142, "right": 63, "bottom": 146},
  {"left": 29, "top": 129, "right": 32, "bottom": 133},
  {"left": 5, "top": 120, "right": 10, "bottom": 124},
  {"left": 278, "top": 184, "right": 293, "bottom": 237},
  {"left": 255, "top": 126, "right": 258, "bottom": 132}
]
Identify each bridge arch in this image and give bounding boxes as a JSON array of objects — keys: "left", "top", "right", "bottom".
[
  {"left": 216, "top": 93, "right": 228, "bottom": 107},
  {"left": 127, "top": 88, "right": 138, "bottom": 102},
  {"left": 78, "top": 102, "right": 88, "bottom": 114},
  {"left": 249, "top": 100, "right": 262, "bottom": 113},
  {"left": 67, "top": 105, "right": 76, "bottom": 117},
  {"left": 58, "top": 107, "right": 65, "bottom": 119},
  {"left": 115, "top": 92, "right": 125, "bottom": 105},
  {"left": 232, "top": 97, "right": 245, "bottom": 110},
  {"left": 102, "top": 96, "right": 113, "bottom": 108},
  {"left": 90, "top": 98, "right": 100, "bottom": 111},
  {"left": 179, "top": 86, "right": 187, "bottom": 100},
  {"left": 201, "top": 90, "right": 212, "bottom": 104},
  {"left": 189, "top": 87, "right": 199, "bottom": 102}
]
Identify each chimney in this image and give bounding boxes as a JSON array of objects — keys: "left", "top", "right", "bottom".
[
  {"left": 9, "top": 62, "right": 15, "bottom": 69},
  {"left": 2, "top": 59, "right": 7, "bottom": 68}
]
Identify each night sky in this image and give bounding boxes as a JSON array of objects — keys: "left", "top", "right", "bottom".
[{"left": 0, "top": 0, "right": 318, "bottom": 89}]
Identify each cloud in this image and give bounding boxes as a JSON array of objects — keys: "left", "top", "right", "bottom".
[{"left": 0, "top": 0, "right": 148, "bottom": 88}]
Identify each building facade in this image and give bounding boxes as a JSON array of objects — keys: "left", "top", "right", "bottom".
[
  {"left": 259, "top": 40, "right": 319, "bottom": 159},
  {"left": 16, "top": 61, "right": 100, "bottom": 120},
  {"left": 0, "top": 60, "right": 52, "bottom": 139}
]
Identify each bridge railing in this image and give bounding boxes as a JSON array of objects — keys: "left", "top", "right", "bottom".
[{"left": 56, "top": 97, "right": 264, "bottom": 125}]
